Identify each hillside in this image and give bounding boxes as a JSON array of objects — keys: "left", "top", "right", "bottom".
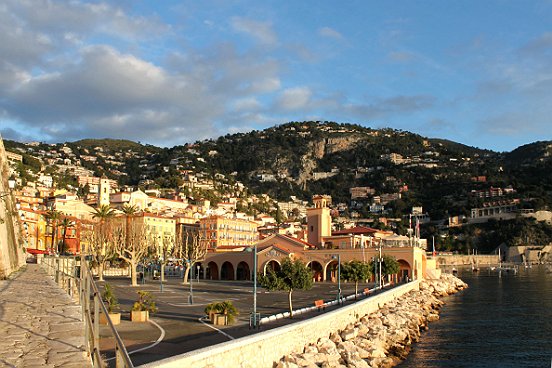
[{"left": 5, "top": 121, "right": 552, "bottom": 221}]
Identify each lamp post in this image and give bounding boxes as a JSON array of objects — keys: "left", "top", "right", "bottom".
[
  {"left": 378, "top": 242, "right": 382, "bottom": 289},
  {"left": 332, "top": 254, "right": 341, "bottom": 304},
  {"left": 159, "top": 256, "right": 164, "bottom": 292},
  {"left": 188, "top": 260, "right": 194, "bottom": 305},
  {"left": 197, "top": 264, "right": 200, "bottom": 283},
  {"left": 252, "top": 243, "right": 258, "bottom": 329}
]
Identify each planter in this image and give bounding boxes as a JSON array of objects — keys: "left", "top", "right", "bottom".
[
  {"left": 213, "top": 314, "right": 227, "bottom": 326},
  {"left": 131, "top": 310, "right": 149, "bottom": 322},
  {"left": 209, "top": 311, "right": 218, "bottom": 323},
  {"left": 100, "top": 312, "right": 121, "bottom": 326}
]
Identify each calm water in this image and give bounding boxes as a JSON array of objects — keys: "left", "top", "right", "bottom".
[{"left": 401, "top": 266, "right": 552, "bottom": 368}]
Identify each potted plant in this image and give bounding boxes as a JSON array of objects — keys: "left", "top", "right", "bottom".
[
  {"left": 204, "top": 302, "right": 218, "bottom": 323},
  {"left": 100, "top": 283, "right": 121, "bottom": 325},
  {"left": 131, "top": 290, "right": 158, "bottom": 322},
  {"left": 210, "top": 300, "right": 239, "bottom": 326}
]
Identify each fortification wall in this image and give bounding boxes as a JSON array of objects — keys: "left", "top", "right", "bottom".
[
  {"left": 435, "top": 254, "right": 498, "bottom": 267},
  {"left": 0, "top": 135, "right": 24, "bottom": 278},
  {"left": 139, "top": 281, "right": 420, "bottom": 368}
]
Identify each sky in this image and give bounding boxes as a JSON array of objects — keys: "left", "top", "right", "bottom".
[{"left": 1, "top": 1, "right": 551, "bottom": 152}]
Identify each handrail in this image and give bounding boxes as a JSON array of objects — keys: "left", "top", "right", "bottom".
[{"left": 42, "top": 256, "right": 134, "bottom": 368}]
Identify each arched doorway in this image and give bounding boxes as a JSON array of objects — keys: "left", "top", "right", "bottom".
[
  {"left": 307, "top": 261, "right": 324, "bottom": 282},
  {"left": 397, "top": 259, "right": 411, "bottom": 283},
  {"left": 236, "top": 261, "right": 251, "bottom": 280},
  {"left": 263, "top": 260, "right": 281, "bottom": 275},
  {"left": 325, "top": 260, "right": 338, "bottom": 282},
  {"left": 206, "top": 261, "right": 219, "bottom": 280},
  {"left": 220, "top": 261, "right": 235, "bottom": 280}
]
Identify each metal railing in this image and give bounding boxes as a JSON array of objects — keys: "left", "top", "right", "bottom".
[{"left": 42, "top": 256, "right": 133, "bottom": 368}]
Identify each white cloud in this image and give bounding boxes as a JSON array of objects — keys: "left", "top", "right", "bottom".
[
  {"left": 230, "top": 17, "right": 277, "bottom": 45},
  {"left": 276, "top": 87, "right": 312, "bottom": 110},
  {"left": 318, "top": 27, "right": 343, "bottom": 41},
  {"left": 233, "top": 98, "right": 262, "bottom": 112}
]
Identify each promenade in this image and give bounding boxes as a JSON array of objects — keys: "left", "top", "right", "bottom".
[{"left": 0, "top": 264, "right": 91, "bottom": 368}]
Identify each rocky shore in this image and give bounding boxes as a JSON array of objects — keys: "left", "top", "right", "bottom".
[{"left": 275, "top": 274, "right": 468, "bottom": 368}]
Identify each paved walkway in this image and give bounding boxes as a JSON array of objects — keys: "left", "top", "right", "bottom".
[{"left": 0, "top": 264, "right": 91, "bottom": 368}]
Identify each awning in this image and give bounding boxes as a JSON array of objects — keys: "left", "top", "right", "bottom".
[{"left": 26, "top": 248, "right": 49, "bottom": 255}]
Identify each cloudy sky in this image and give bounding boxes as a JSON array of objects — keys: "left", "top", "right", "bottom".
[{"left": 1, "top": 1, "right": 551, "bottom": 151}]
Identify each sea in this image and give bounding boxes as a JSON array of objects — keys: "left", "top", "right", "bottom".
[{"left": 400, "top": 265, "right": 552, "bottom": 368}]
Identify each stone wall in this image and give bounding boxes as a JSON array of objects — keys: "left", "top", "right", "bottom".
[
  {"left": 435, "top": 254, "right": 498, "bottom": 267},
  {"left": 0, "top": 134, "right": 24, "bottom": 279},
  {"left": 138, "top": 281, "right": 420, "bottom": 368}
]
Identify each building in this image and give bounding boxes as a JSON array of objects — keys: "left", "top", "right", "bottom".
[
  {"left": 200, "top": 215, "right": 258, "bottom": 249},
  {"left": 202, "top": 194, "right": 436, "bottom": 283}
]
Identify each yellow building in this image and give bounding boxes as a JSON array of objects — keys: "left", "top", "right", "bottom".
[
  {"left": 140, "top": 213, "right": 176, "bottom": 255},
  {"left": 200, "top": 215, "right": 258, "bottom": 250},
  {"left": 19, "top": 208, "right": 47, "bottom": 252}
]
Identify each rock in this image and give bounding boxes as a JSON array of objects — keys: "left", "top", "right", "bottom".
[
  {"left": 276, "top": 361, "right": 299, "bottom": 368},
  {"left": 303, "top": 345, "right": 318, "bottom": 354},
  {"left": 317, "top": 338, "right": 339, "bottom": 356},
  {"left": 340, "top": 327, "right": 358, "bottom": 341}
]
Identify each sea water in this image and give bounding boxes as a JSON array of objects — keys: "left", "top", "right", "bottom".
[{"left": 401, "top": 266, "right": 552, "bottom": 368}]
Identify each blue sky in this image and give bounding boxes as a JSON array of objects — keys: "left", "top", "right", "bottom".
[{"left": 1, "top": 1, "right": 551, "bottom": 151}]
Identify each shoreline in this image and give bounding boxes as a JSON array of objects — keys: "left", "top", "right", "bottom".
[{"left": 275, "top": 274, "right": 468, "bottom": 368}]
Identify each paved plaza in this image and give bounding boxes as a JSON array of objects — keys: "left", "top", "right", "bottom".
[
  {"left": 98, "top": 274, "right": 378, "bottom": 366},
  {"left": 0, "top": 264, "right": 91, "bottom": 368}
]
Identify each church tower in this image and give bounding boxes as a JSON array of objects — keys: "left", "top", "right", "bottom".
[
  {"left": 307, "top": 195, "right": 332, "bottom": 247},
  {"left": 97, "top": 175, "right": 110, "bottom": 207}
]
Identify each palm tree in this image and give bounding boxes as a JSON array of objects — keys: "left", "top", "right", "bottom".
[
  {"left": 92, "top": 204, "right": 116, "bottom": 222},
  {"left": 121, "top": 204, "right": 139, "bottom": 248},
  {"left": 59, "top": 217, "right": 74, "bottom": 255},
  {"left": 45, "top": 207, "right": 62, "bottom": 254}
]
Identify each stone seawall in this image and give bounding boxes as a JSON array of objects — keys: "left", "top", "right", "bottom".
[
  {"left": 274, "top": 274, "right": 467, "bottom": 368},
  {"left": 139, "top": 282, "right": 421, "bottom": 368}
]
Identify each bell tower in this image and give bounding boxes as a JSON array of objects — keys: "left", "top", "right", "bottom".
[
  {"left": 97, "top": 175, "right": 110, "bottom": 207},
  {"left": 307, "top": 195, "right": 332, "bottom": 247}
]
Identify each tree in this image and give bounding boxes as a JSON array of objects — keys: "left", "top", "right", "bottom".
[
  {"left": 45, "top": 207, "right": 62, "bottom": 254},
  {"left": 113, "top": 215, "right": 152, "bottom": 286},
  {"left": 370, "top": 254, "right": 400, "bottom": 285},
  {"left": 88, "top": 205, "right": 116, "bottom": 281},
  {"left": 59, "top": 217, "right": 74, "bottom": 255},
  {"left": 259, "top": 258, "right": 313, "bottom": 318},
  {"left": 174, "top": 227, "right": 207, "bottom": 284},
  {"left": 340, "top": 260, "right": 372, "bottom": 299}
]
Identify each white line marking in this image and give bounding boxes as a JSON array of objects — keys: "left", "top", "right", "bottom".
[
  {"left": 105, "top": 318, "right": 165, "bottom": 362},
  {"left": 198, "top": 317, "right": 235, "bottom": 340}
]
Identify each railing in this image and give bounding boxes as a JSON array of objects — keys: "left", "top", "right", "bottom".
[{"left": 42, "top": 256, "right": 133, "bottom": 368}]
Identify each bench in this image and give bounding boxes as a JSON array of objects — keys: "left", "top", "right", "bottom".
[{"left": 314, "top": 299, "right": 325, "bottom": 311}]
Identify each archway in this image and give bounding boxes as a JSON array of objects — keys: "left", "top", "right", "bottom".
[
  {"left": 206, "top": 261, "right": 219, "bottom": 280},
  {"left": 220, "top": 261, "right": 235, "bottom": 280},
  {"left": 236, "top": 261, "right": 251, "bottom": 280},
  {"left": 307, "top": 261, "right": 324, "bottom": 282},
  {"left": 397, "top": 259, "right": 412, "bottom": 283},
  {"left": 263, "top": 260, "right": 281, "bottom": 275},
  {"left": 325, "top": 260, "right": 338, "bottom": 282}
]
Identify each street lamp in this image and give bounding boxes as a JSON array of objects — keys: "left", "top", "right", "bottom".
[
  {"left": 332, "top": 254, "right": 341, "bottom": 304},
  {"left": 378, "top": 242, "right": 382, "bottom": 290},
  {"left": 188, "top": 260, "right": 194, "bottom": 305},
  {"left": 251, "top": 243, "right": 259, "bottom": 329},
  {"left": 197, "top": 264, "right": 200, "bottom": 283}
]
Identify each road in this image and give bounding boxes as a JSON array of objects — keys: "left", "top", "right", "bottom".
[{"left": 98, "top": 275, "right": 378, "bottom": 366}]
